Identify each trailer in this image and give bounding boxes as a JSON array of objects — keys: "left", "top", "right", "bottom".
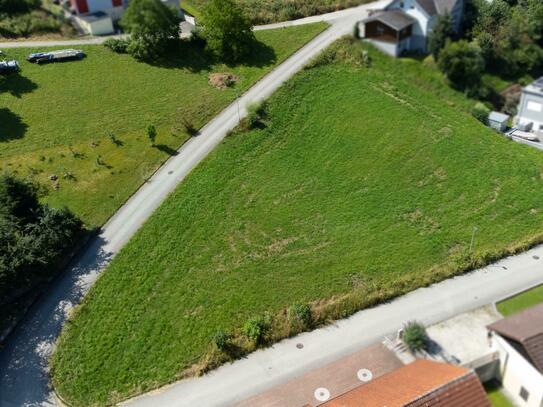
[
  {"left": 0, "top": 60, "right": 20, "bottom": 74},
  {"left": 27, "top": 49, "right": 85, "bottom": 64}
]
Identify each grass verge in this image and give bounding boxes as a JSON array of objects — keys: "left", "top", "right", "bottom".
[
  {"left": 51, "top": 38, "right": 543, "bottom": 406},
  {"left": 484, "top": 381, "right": 514, "bottom": 407},
  {"left": 497, "top": 284, "right": 543, "bottom": 316}
]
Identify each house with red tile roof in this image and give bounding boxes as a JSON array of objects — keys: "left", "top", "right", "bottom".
[
  {"left": 487, "top": 303, "right": 543, "bottom": 407},
  {"left": 321, "top": 359, "right": 490, "bottom": 407}
]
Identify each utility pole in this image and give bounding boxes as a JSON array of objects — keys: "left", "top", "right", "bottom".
[{"left": 469, "top": 226, "right": 478, "bottom": 252}]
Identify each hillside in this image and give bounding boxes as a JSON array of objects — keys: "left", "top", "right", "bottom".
[{"left": 51, "top": 39, "right": 543, "bottom": 406}]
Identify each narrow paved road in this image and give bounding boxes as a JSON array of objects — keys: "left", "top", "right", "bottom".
[
  {"left": 0, "top": 3, "right": 389, "bottom": 406},
  {"left": 124, "top": 247, "right": 543, "bottom": 407}
]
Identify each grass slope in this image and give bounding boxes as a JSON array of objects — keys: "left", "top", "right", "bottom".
[
  {"left": 183, "top": 0, "right": 373, "bottom": 24},
  {"left": 52, "top": 39, "right": 543, "bottom": 406},
  {"left": 497, "top": 284, "right": 543, "bottom": 316},
  {"left": 0, "top": 23, "right": 327, "bottom": 227}
]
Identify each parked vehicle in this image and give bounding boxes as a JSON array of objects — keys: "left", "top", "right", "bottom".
[
  {"left": 0, "top": 60, "right": 20, "bottom": 74},
  {"left": 27, "top": 49, "right": 85, "bottom": 64}
]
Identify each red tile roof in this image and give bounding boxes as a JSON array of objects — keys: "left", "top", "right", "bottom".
[{"left": 321, "top": 360, "right": 491, "bottom": 407}]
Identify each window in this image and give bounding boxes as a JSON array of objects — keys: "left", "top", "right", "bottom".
[
  {"left": 400, "top": 1, "right": 404, "bottom": 7},
  {"left": 377, "top": 25, "right": 385, "bottom": 35},
  {"left": 519, "top": 386, "right": 529, "bottom": 402}
]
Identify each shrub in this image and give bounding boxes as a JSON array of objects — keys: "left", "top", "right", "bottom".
[
  {"left": 242, "top": 315, "right": 270, "bottom": 344},
  {"left": 0, "top": 10, "right": 60, "bottom": 38},
  {"left": 438, "top": 40, "right": 485, "bottom": 93},
  {"left": 287, "top": 303, "right": 312, "bottom": 332},
  {"left": 428, "top": 14, "right": 454, "bottom": 60},
  {"left": 147, "top": 124, "right": 157, "bottom": 145},
  {"left": 402, "top": 321, "right": 428, "bottom": 352},
  {"left": 246, "top": 102, "right": 265, "bottom": 129},
  {"left": 103, "top": 38, "right": 130, "bottom": 54},
  {"left": 212, "top": 330, "right": 230, "bottom": 351},
  {"left": 471, "top": 102, "right": 490, "bottom": 124}
]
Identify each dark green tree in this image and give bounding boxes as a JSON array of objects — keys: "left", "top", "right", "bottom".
[
  {"left": 0, "top": 0, "right": 39, "bottom": 15},
  {"left": 120, "top": 0, "right": 179, "bottom": 61},
  {"left": 0, "top": 174, "right": 82, "bottom": 304},
  {"left": 201, "top": 0, "right": 255, "bottom": 62},
  {"left": 438, "top": 40, "right": 485, "bottom": 93},
  {"left": 147, "top": 123, "right": 157, "bottom": 145},
  {"left": 428, "top": 14, "right": 455, "bottom": 60}
]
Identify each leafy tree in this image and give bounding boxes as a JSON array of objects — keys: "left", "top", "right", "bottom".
[
  {"left": 438, "top": 40, "right": 485, "bottom": 93},
  {"left": 0, "top": 0, "right": 39, "bottom": 15},
  {"left": 0, "top": 175, "right": 82, "bottom": 304},
  {"left": 201, "top": 0, "right": 255, "bottom": 62},
  {"left": 402, "top": 321, "right": 428, "bottom": 352},
  {"left": 428, "top": 14, "right": 455, "bottom": 60},
  {"left": 120, "top": 0, "right": 179, "bottom": 61}
]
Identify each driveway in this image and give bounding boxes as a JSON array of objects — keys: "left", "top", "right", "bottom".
[{"left": 0, "top": 3, "right": 390, "bottom": 406}]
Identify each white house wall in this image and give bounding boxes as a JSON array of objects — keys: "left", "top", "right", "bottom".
[
  {"left": 387, "top": 0, "right": 430, "bottom": 51},
  {"left": 518, "top": 90, "right": 543, "bottom": 134},
  {"left": 492, "top": 335, "right": 543, "bottom": 407}
]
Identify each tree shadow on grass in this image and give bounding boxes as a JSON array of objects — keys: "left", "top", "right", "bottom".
[
  {"left": 0, "top": 74, "right": 38, "bottom": 98},
  {"left": 147, "top": 38, "right": 276, "bottom": 72},
  {"left": 154, "top": 144, "right": 179, "bottom": 156},
  {"left": 0, "top": 108, "right": 28, "bottom": 142}
]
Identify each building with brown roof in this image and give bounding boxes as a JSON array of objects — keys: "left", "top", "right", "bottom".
[
  {"left": 235, "top": 343, "right": 403, "bottom": 407},
  {"left": 487, "top": 303, "right": 543, "bottom": 407},
  {"left": 320, "top": 359, "right": 490, "bottom": 407}
]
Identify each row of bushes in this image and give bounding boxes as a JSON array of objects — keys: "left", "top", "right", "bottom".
[
  {"left": 190, "top": 0, "right": 373, "bottom": 24},
  {"left": 0, "top": 9, "right": 62, "bottom": 38}
]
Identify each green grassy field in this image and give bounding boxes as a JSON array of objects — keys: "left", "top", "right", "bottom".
[
  {"left": 497, "top": 284, "right": 543, "bottom": 316},
  {"left": 51, "top": 39, "right": 543, "bottom": 406},
  {"left": 485, "top": 381, "right": 514, "bottom": 407},
  {"left": 0, "top": 23, "right": 327, "bottom": 227},
  {"left": 183, "top": 0, "right": 373, "bottom": 24}
]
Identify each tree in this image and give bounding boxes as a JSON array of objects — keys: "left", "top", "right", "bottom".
[
  {"left": 201, "top": 0, "right": 255, "bottom": 62},
  {"left": 0, "top": 0, "right": 39, "bottom": 15},
  {"left": 147, "top": 124, "right": 157, "bottom": 145},
  {"left": 438, "top": 40, "right": 485, "bottom": 93},
  {"left": 0, "top": 174, "right": 82, "bottom": 304},
  {"left": 428, "top": 14, "right": 455, "bottom": 60},
  {"left": 120, "top": 0, "right": 179, "bottom": 61}
]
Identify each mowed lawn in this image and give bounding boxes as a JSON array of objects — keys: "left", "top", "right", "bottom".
[
  {"left": 497, "top": 284, "right": 543, "bottom": 316},
  {"left": 0, "top": 23, "right": 327, "bottom": 227},
  {"left": 52, "top": 40, "right": 543, "bottom": 405}
]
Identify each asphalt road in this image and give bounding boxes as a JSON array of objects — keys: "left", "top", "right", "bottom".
[
  {"left": 124, "top": 246, "right": 543, "bottom": 407},
  {"left": 0, "top": 4, "right": 389, "bottom": 406}
]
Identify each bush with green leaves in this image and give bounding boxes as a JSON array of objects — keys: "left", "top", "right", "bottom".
[
  {"left": 120, "top": 0, "right": 179, "bottom": 61},
  {"left": 201, "top": 0, "right": 255, "bottom": 62},
  {"left": 0, "top": 174, "right": 82, "bottom": 305},
  {"left": 438, "top": 40, "right": 485, "bottom": 94},
  {"left": 0, "top": 10, "right": 60, "bottom": 38},
  {"left": 471, "top": 102, "right": 490, "bottom": 124},
  {"left": 242, "top": 315, "right": 270, "bottom": 344},
  {"left": 287, "top": 303, "right": 312, "bottom": 332},
  {"left": 212, "top": 330, "right": 230, "bottom": 351},
  {"left": 103, "top": 38, "right": 130, "bottom": 54},
  {"left": 147, "top": 124, "right": 157, "bottom": 145},
  {"left": 246, "top": 102, "right": 266, "bottom": 129},
  {"left": 402, "top": 321, "right": 429, "bottom": 352}
]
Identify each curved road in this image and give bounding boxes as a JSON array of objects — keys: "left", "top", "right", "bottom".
[{"left": 0, "top": 4, "right": 388, "bottom": 406}]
